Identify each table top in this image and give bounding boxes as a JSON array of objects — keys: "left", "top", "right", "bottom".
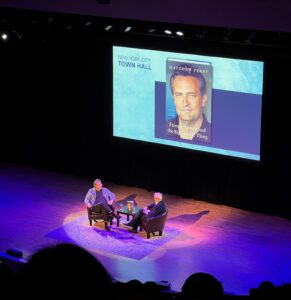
[{"left": 117, "top": 205, "right": 140, "bottom": 215}]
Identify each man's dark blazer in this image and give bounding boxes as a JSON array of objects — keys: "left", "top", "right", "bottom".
[{"left": 146, "top": 200, "right": 167, "bottom": 218}]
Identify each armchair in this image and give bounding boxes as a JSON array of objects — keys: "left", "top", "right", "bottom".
[
  {"left": 87, "top": 206, "right": 113, "bottom": 229},
  {"left": 140, "top": 209, "right": 168, "bottom": 239}
]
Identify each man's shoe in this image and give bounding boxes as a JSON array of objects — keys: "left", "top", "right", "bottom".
[
  {"left": 130, "top": 228, "right": 138, "bottom": 233},
  {"left": 110, "top": 212, "right": 121, "bottom": 220},
  {"left": 115, "top": 214, "right": 121, "bottom": 220},
  {"left": 123, "top": 221, "right": 133, "bottom": 227}
]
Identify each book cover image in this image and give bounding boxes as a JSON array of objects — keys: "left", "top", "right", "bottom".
[{"left": 165, "top": 58, "right": 213, "bottom": 144}]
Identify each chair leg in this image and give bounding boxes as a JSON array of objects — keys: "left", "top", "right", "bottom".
[
  {"left": 104, "top": 221, "right": 108, "bottom": 229},
  {"left": 147, "top": 232, "right": 150, "bottom": 239},
  {"left": 89, "top": 218, "right": 92, "bottom": 226},
  {"left": 159, "top": 231, "right": 162, "bottom": 236}
]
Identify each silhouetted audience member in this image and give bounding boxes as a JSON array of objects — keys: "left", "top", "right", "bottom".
[
  {"left": 271, "top": 283, "right": 291, "bottom": 300},
  {"left": 113, "top": 279, "right": 144, "bottom": 300},
  {"left": 116, "top": 279, "right": 164, "bottom": 300},
  {"left": 250, "top": 280, "right": 275, "bottom": 299},
  {"left": 126, "top": 279, "right": 144, "bottom": 292},
  {"left": 16, "top": 243, "right": 113, "bottom": 298},
  {"left": 143, "top": 281, "right": 165, "bottom": 299},
  {"left": 0, "top": 261, "right": 14, "bottom": 294},
  {"left": 181, "top": 272, "right": 224, "bottom": 300}
]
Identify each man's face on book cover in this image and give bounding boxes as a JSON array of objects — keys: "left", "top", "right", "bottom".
[{"left": 172, "top": 75, "right": 206, "bottom": 123}]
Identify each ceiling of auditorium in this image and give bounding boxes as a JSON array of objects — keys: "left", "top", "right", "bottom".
[{"left": 0, "top": 0, "right": 291, "bottom": 33}]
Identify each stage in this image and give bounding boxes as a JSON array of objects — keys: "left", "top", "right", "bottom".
[{"left": 0, "top": 163, "right": 290, "bottom": 295}]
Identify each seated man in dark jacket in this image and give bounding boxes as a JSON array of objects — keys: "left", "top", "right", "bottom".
[{"left": 123, "top": 192, "right": 166, "bottom": 233}]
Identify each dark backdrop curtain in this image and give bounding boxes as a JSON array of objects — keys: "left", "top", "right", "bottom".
[{"left": 1, "top": 22, "right": 290, "bottom": 220}]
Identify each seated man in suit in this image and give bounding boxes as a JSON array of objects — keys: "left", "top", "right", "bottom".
[
  {"left": 84, "top": 179, "right": 120, "bottom": 228},
  {"left": 123, "top": 192, "right": 166, "bottom": 233}
]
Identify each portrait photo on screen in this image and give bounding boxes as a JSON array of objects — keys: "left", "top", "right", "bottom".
[
  {"left": 165, "top": 58, "right": 213, "bottom": 144},
  {"left": 113, "top": 46, "right": 264, "bottom": 161}
]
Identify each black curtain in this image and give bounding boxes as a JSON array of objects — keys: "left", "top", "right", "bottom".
[{"left": 1, "top": 20, "right": 291, "bottom": 220}]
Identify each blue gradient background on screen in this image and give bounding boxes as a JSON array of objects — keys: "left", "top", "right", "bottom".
[{"left": 113, "top": 46, "right": 264, "bottom": 161}]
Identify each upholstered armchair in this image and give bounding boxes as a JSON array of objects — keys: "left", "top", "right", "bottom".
[
  {"left": 140, "top": 209, "right": 168, "bottom": 239},
  {"left": 87, "top": 206, "right": 113, "bottom": 229}
]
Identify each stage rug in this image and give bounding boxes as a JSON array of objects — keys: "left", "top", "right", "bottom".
[{"left": 45, "top": 214, "right": 181, "bottom": 260}]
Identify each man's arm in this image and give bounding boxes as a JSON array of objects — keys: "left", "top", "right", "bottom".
[
  {"left": 147, "top": 203, "right": 155, "bottom": 209},
  {"left": 103, "top": 187, "right": 116, "bottom": 204},
  {"left": 148, "top": 201, "right": 166, "bottom": 217},
  {"left": 143, "top": 202, "right": 155, "bottom": 215},
  {"left": 84, "top": 189, "right": 94, "bottom": 208}
]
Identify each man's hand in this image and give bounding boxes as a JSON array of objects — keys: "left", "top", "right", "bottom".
[
  {"left": 143, "top": 207, "right": 150, "bottom": 215},
  {"left": 107, "top": 199, "right": 114, "bottom": 206},
  {"left": 86, "top": 203, "right": 92, "bottom": 208}
]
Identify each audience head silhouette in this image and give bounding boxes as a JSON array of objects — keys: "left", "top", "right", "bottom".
[
  {"left": 0, "top": 262, "right": 14, "bottom": 293},
  {"left": 181, "top": 272, "right": 224, "bottom": 300},
  {"left": 18, "top": 243, "right": 112, "bottom": 298},
  {"left": 272, "top": 283, "right": 291, "bottom": 300}
]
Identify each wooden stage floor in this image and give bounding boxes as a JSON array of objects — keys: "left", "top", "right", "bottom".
[{"left": 0, "top": 163, "right": 290, "bottom": 295}]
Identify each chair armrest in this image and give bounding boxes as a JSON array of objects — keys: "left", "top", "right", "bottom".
[{"left": 142, "top": 213, "right": 167, "bottom": 232}]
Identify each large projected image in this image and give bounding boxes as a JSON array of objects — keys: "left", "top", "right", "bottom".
[{"left": 113, "top": 46, "right": 264, "bottom": 161}]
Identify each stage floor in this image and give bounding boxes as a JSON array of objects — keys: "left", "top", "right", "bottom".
[{"left": 0, "top": 163, "right": 290, "bottom": 295}]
